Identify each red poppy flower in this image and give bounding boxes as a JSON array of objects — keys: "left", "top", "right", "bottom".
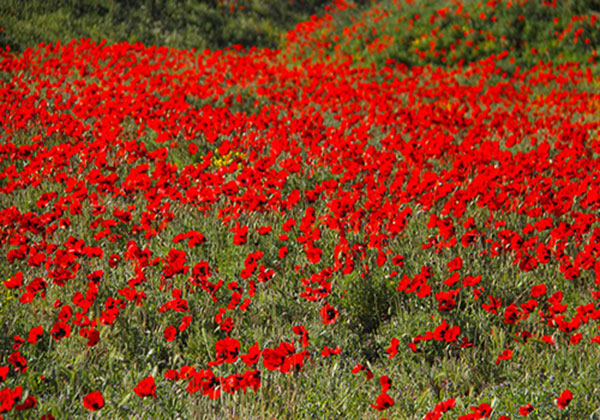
[
  {"left": 232, "top": 225, "right": 248, "bottom": 245},
  {"left": 242, "top": 369, "right": 261, "bottom": 392},
  {"left": 0, "top": 385, "right": 21, "bottom": 413},
  {"left": 188, "top": 142, "right": 198, "bottom": 155},
  {"left": 282, "top": 219, "right": 296, "bottom": 232},
  {"left": 164, "top": 325, "right": 177, "bottom": 342},
  {"left": 257, "top": 226, "right": 271, "bottom": 235},
  {"left": 50, "top": 321, "right": 71, "bottom": 341},
  {"left": 179, "top": 315, "right": 193, "bottom": 332},
  {"left": 186, "top": 368, "right": 221, "bottom": 399},
  {"left": 541, "top": 335, "right": 556, "bottom": 345},
  {"left": 83, "top": 391, "right": 104, "bottom": 411},
  {"left": 321, "top": 303, "right": 338, "bottom": 325},
  {"left": 8, "top": 351, "right": 27, "bottom": 373},
  {"left": 0, "top": 366, "right": 8, "bottom": 381},
  {"left": 292, "top": 325, "right": 309, "bottom": 348},
  {"left": 352, "top": 363, "right": 373, "bottom": 380},
  {"left": 241, "top": 342, "right": 261, "bottom": 367},
  {"left": 379, "top": 376, "right": 392, "bottom": 393},
  {"left": 281, "top": 350, "right": 310, "bottom": 373},
  {"left": 262, "top": 348, "right": 286, "bottom": 371},
  {"left": 12, "top": 335, "right": 24, "bottom": 350},
  {"left": 444, "top": 324, "right": 461, "bottom": 342},
  {"left": 371, "top": 392, "right": 394, "bottom": 411},
  {"left": 219, "top": 316, "right": 235, "bottom": 333},
  {"left": 58, "top": 305, "right": 73, "bottom": 322},
  {"left": 134, "top": 375, "right": 157, "bottom": 398},
  {"left": 210, "top": 336, "right": 240, "bottom": 365},
  {"left": 530, "top": 284, "right": 547, "bottom": 298},
  {"left": 108, "top": 253, "right": 121, "bottom": 268},
  {"left": 321, "top": 345, "right": 341, "bottom": 357},
  {"left": 503, "top": 304, "right": 522, "bottom": 325},
  {"left": 86, "top": 329, "right": 100, "bottom": 347},
  {"left": 443, "top": 272, "right": 460, "bottom": 287},
  {"left": 496, "top": 349, "right": 513, "bottom": 365},
  {"left": 569, "top": 333, "right": 582, "bottom": 345},
  {"left": 15, "top": 395, "right": 36, "bottom": 411},
  {"left": 27, "top": 325, "right": 43, "bottom": 344},
  {"left": 278, "top": 246, "right": 289, "bottom": 259},
  {"left": 392, "top": 254, "right": 404, "bottom": 267},
  {"left": 4, "top": 272, "right": 23, "bottom": 289},
  {"left": 262, "top": 341, "right": 295, "bottom": 372},
  {"left": 446, "top": 256, "right": 463, "bottom": 272},
  {"left": 470, "top": 402, "right": 492, "bottom": 418},
  {"left": 305, "top": 245, "right": 322, "bottom": 264},
  {"left": 556, "top": 389, "right": 573, "bottom": 409},
  {"left": 187, "top": 231, "right": 206, "bottom": 247},
  {"left": 519, "top": 403, "right": 534, "bottom": 416},
  {"left": 221, "top": 373, "right": 243, "bottom": 394},
  {"left": 386, "top": 337, "right": 400, "bottom": 359}
]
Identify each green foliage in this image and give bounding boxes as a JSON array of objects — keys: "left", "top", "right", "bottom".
[
  {"left": 0, "top": 0, "right": 332, "bottom": 52},
  {"left": 307, "top": 0, "right": 600, "bottom": 72},
  {"left": 4, "top": 0, "right": 599, "bottom": 72}
]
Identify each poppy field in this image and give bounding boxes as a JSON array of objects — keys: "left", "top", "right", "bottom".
[{"left": 2, "top": 0, "right": 600, "bottom": 418}]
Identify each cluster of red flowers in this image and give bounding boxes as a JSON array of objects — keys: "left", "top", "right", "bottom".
[{"left": 0, "top": 0, "right": 598, "bottom": 417}]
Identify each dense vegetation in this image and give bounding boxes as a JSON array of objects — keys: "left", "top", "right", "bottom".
[
  {"left": 3, "top": 0, "right": 600, "bottom": 70},
  {"left": 0, "top": 0, "right": 335, "bottom": 52},
  {"left": 1, "top": 0, "right": 600, "bottom": 419},
  {"left": 321, "top": 0, "right": 600, "bottom": 70}
]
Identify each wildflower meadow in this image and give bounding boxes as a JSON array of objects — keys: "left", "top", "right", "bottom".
[{"left": 2, "top": 0, "right": 600, "bottom": 418}]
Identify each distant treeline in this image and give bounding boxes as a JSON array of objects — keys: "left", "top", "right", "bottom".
[{"left": 0, "top": 0, "right": 338, "bottom": 52}]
